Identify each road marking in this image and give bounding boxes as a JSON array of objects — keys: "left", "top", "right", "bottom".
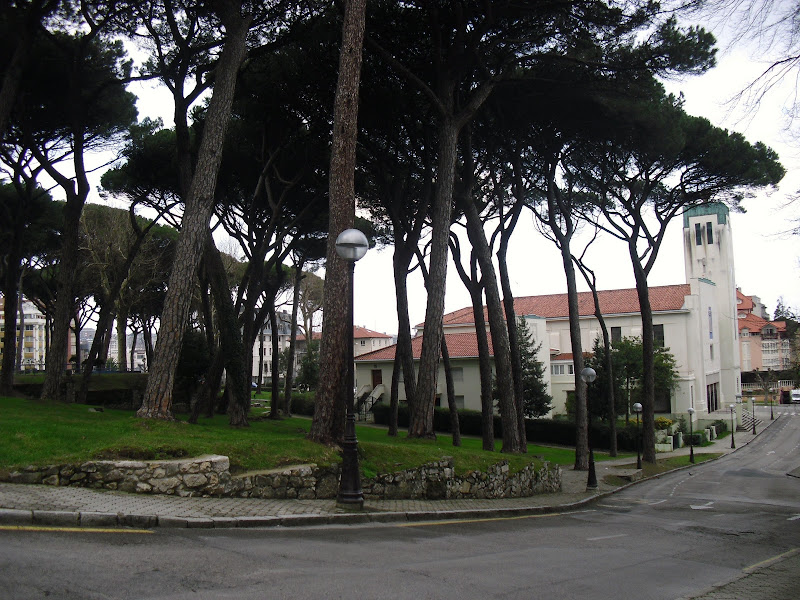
[
  {"left": 690, "top": 501, "right": 715, "bottom": 510},
  {"left": 649, "top": 500, "right": 667, "bottom": 506},
  {"left": 397, "top": 510, "right": 595, "bottom": 528},
  {"left": 767, "top": 451, "right": 776, "bottom": 455},
  {"left": 0, "top": 525, "right": 152, "bottom": 534},
  {"left": 743, "top": 548, "right": 800, "bottom": 573},
  {"left": 788, "top": 515, "right": 800, "bottom": 521},
  {"left": 587, "top": 534, "right": 627, "bottom": 541}
]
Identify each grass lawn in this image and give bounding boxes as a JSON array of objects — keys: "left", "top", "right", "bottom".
[
  {"left": 601, "top": 453, "right": 721, "bottom": 486},
  {"left": 0, "top": 396, "right": 621, "bottom": 478}
]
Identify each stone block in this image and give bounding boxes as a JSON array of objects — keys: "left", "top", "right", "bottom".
[
  {"left": 80, "top": 512, "right": 118, "bottom": 527},
  {"left": 183, "top": 473, "right": 208, "bottom": 488},
  {"left": 32, "top": 510, "right": 80, "bottom": 526},
  {"left": 0, "top": 508, "right": 33, "bottom": 525}
]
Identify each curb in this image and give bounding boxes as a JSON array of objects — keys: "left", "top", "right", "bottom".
[{"left": 0, "top": 420, "right": 773, "bottom": 531}]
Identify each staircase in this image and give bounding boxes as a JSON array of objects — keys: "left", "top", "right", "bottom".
[
  {"left": 355, "top": 384, "right": 386, "bottom": 422},
  {"left": 738, "top": 408, "right": 763, "bottom": 432}
]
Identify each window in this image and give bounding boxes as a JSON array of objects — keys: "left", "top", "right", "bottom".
[
  {"left": 741, "top": 329, "right": 750, "bottom": 337},
  {"left": 710, "top": 344, "right": 714, "bottom": 360},
  {"left": 695, "top": 223, "right": 702, "bottom": 245},
  {"left": 611, "top": 327, "right": 622, "bottom": 344},
  {"left": 551, "top": 364, "right": 564, "bottom": 376},
  {"left": 568, "top": 364, "right": 574, "bottom": 375},
  {"left": 653, "top": 324, "right": 664, "bottom": 347},
  {"left": 706, "top": 222, "right": 713, "bottom": 244},
  {"left": 708, "top": 307, "right": 713, "bottom": 339},
  {"left": 359, "top": 340, "right": 366, "bottom": 346},
  {"left": 451, "top": 367, "right": 464, "bottom": 382}
]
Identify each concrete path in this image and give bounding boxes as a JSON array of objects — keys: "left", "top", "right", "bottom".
[{"left": 1, "top": 414, "right": 776, "bottom": 530}]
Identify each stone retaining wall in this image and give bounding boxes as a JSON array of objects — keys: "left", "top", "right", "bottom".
[{"left": 3, "top": 455, "right": 561, "bottom": 500}]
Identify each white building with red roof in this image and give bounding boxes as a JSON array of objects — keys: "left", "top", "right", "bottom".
[
  {"left": 736, "top": 289, "right": 792, "bottom": 371},
  {"left": 356, "top": 203, "right": 744, "bottom": 423}
]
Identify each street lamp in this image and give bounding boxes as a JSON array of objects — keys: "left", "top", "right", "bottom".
[
  {"left": 580, "top": 366, "right": 597, "bottom": 491},
  {"left": 729, "top": 404, "right": 735, "bottom": 449},
  {"left": 769, "top": 387, "right": 774, "bottom": 420},
  {"left": 687, "top": 407, "right": 695, "bottom": 464},
  {"left": 633, "top": 402, "right": 643, "bottom": 470},
  {"left": 750, "top": 396, "right": 756, "bottom": 435},
  {"left": 335, "top": 228, "right": 369, "bottom": 507}
]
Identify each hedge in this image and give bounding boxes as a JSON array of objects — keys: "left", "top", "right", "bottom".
[{"left": 371, "top": 403, "right": 643, "bottom": 452}]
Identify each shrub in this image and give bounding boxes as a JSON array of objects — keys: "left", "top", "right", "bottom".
[
  {"left": 654, "top": 416, "right": 673, "bottom": 431},
  {"left": 289, "top": 392, "right": 316, "bottom": 416},
  {"left": 712, "top": 419, "right": 728, "bottom": 435}
]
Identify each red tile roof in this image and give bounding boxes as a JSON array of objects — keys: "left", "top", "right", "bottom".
[
  {"left": 428, "top": 284, "right": 691, "bottom": 327},
  {"left": 736, "top": 289, "right": 754, "bottom": 312},
  {"left": 295, "top": 332, "right": 322, "bottom": 342},
  {"left": 738, "top": 312, "right": 768, "bottom": 332},
  {"left": 354, "top": 326, "right": 393, "bottom": 339},
  {"left": 355, "top": 332, "right": 495, "bottom": 362},
  {"left": 297, "top": 327, "right": 391, "bottom": 342},
  {"left": 737, "top": 313, "right": 787, "bottom": 334}
]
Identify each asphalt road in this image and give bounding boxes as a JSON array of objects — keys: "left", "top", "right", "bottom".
[{"left": 1, "top": 415, "right": 798, "bottom": 600}]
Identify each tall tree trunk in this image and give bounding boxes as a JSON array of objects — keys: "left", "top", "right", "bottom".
[
  {"left": 203, "top": 235, "right": 250, "bottom": 427},
  {"left": 392, "top": 243, "right": 417, "bottom": 425},
  {"left": 631, "top": 248, "right": 656, "bottom": 463},
  {"left": 388, "top": 351, "right": 401, "bottom": 436},
  {"left": 16, "top": 268, "right": 25, "bottom": 373},
  {"left": 440, "top": 336, "right": 461, "bottom": 447},
  {"left": 452, "top": 246, "right": 494, "bottom": 451},
  {"left": 498, "top": 201, "right": 527, "bottom": 452},
  {"left": 117, "top": 309, "right": 128, "bottom": 371},
  {"left": 559, "top": 240, "right": 588, "bottom": 470},
  {"left": 42, "top": 197, "right": 85, "bottom": 402},
  {"left": 283, "top": 266, "right": 304, "bottom": 417},
  {"left": 1, "top": 256, "right": 21, "bottom": 393},
  {"left": 257, "top": 331, "right": 265, "bottom": 392},
  {"left": 268, "top": 302, "right": 280, "bottom": 419},
  {"left": 462, "top": 197, "right": 521, "bottom": 453},
  {"left": 410, "top": 118, "right": 459, "bottom": 439},
  {"left": 309, "top": 0, "right": 367, "bottom": 445},
  {"left": 139, "top": 4, "right": 251, "bottom": 419}
]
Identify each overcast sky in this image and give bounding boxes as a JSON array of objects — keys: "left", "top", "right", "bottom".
[{"left": 125, "top": 10, "right": 800, "bottom": 336}]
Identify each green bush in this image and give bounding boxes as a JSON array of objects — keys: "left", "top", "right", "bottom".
[
  {"left": 654, "top": 416, "right": 673, "bottom": 431},
  {"left": 712, "top": 419, "right": 728, "bottom": 435},
  {"left": 289, "top": 392, "right": 316, "bottom": 416},
  {"left": 372, "top": 403, "right": 646, "bottom": 452}
]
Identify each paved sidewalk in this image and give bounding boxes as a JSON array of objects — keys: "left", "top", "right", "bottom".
[{"left": 0, "top": 419, "right": 769, "bottom": 530}]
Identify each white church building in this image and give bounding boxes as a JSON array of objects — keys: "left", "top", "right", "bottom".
[{"left": 355, "top": 203, "right": 742, "bottom": 421}]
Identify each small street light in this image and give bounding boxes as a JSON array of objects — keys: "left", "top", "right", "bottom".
[
  {"left": 750, "top": 396, "right": 757, "bottom": 435},
  {"left": 633, "top": 402, "right": 643, "bottom": 470},
  {"left": 769, "top": 387, "right": 774, "bottom": 420},
  {"left": 580, "top": 366, "right": 597, "bottom": 491},
  {"left": 729, "top": 404, "right": 735, "bottom": 449},
  {"left": 687, "top": 407, "right": 695, "bottom": 464},
  {"left": 335, "top": 228, "right": 369, "bottom": 507}
]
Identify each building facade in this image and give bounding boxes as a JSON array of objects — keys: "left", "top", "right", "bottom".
[
  {"left": 737, "top": 290, "right": 793, "bottom": 371},
  {"left": 0, "top": 298, "right": 49, "bottom": 372},
  {"left": 356, "top": 203, "right": 743, "bottom": 421}
]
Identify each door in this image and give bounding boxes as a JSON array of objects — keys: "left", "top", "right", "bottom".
[{"left": 371, "top": 369, "right": 383, "bottom": 388}]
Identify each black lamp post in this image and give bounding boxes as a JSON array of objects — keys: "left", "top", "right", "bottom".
[
  {"left": 581, "top": 366, "right": 598, "bottom": 491},
  {"left": 633, "top": 402, "right": 642, "bottom": 470},
  {"left": 750, "top": 396, "right": 757, "bottom": 435},
  {"left": 687, "top": 406, "right": 695, "bottom": 464},
  {"left": 729, "top": 404, "right": 736, "bottom": 449},
  {"left": 335, "top": 228, "right": 369, "bottom": 507},
  {"left": 770, "top": 387, "right": 774, "bottom": 420}
]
